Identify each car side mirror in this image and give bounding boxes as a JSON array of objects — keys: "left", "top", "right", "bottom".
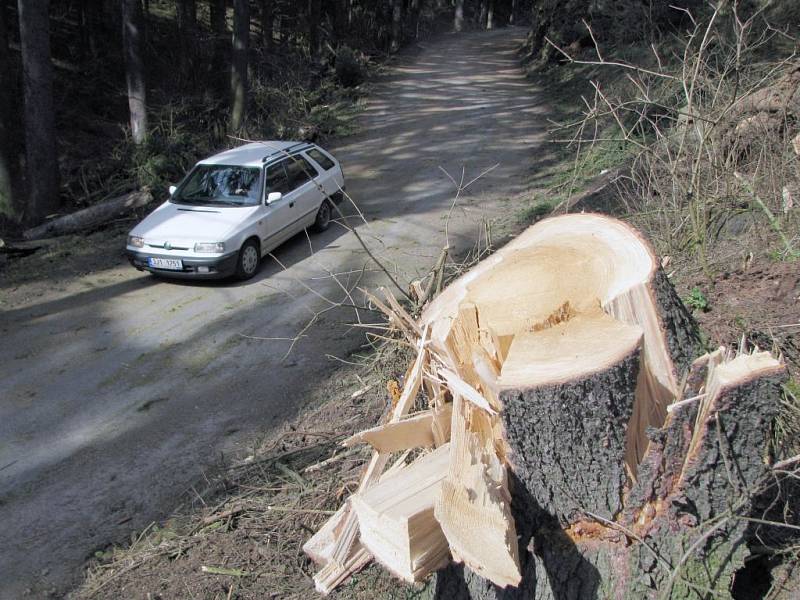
[
  {"left": 266, "top": 192, "right": 282, "bottom": 204},
  {"left": 168, "top": 185, "right": 177, "bottom": 196}
]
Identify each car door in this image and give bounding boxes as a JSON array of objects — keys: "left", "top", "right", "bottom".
[
  {"left": 260, "top": 158, "right": 296, "bottom": 252},
  {"left": 283, "top": 154, "right": 322, "bottom": 229},
  {"left": 305, "top": 147, "right": 340, "bottom": 199}
]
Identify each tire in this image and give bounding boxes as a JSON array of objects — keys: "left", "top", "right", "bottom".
[
  {"left": 235, "top": 239, "right": 260, "bottom": 280},
  {"left": 311, "top": 200, "right": 332, "bottom": 233}
]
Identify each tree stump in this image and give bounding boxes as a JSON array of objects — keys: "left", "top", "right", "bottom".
[
  {"left": 305, "top": 214, "right": 791, "bottom": 597},
  {"left": 429, "top": 215, "right": 789, "bottom": 599}
]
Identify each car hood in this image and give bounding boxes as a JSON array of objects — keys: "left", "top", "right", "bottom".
[{"left": 131, "top": 201, "right": 258, "bottom": 244}]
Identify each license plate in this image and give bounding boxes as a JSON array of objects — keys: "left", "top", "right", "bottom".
[{"left": 148, "top": 257, "right": 183, "bottom": 270}]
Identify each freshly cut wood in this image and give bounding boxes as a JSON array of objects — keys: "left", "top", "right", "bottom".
[
  {"left": 422, "top": 213, "right": 699, "bottom": 476},
  {"left": 434, "top": 394, "right": 520, "bottom": 588},
  {"left": 306, "top": 330, "right": 431, "bottom": 592},
  {"left": 23, "top": 189, "right": 153, "bottom": 240},
  {"left": 343, "top": 405, "right": 452, "bottom": 454},
  {"left": 351, "top": 444, "right": 451, "bottom": 582}
]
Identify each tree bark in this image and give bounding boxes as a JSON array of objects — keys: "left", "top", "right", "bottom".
[
  {"left": 122, "top": 0, "right": 148, "bottom": 145},
  {"left": 261, "top": 0, "right": 273, "bottom": 48},
  {"left": 22, "top": 189, "right": 153, "bottom": 240},
  {"left": 454, "top": 0, "right": 464, "bottom": 32},
  {"left": 307, "top": 0, "right": 321, "bottom": 60},
  {"left": 209, "top": 0, "right": 227, "bottom": 93},
  {"left": 229, "top": 0, "right": 249, "bottom": 132},
  {"left": 390, "top": 0, "right": 403, "bottom": 53},
  {"left": 17, "top": 0, "right": 60, "bottom": 224},
  {"left": 410, "top": 0, "right": 421, "bottom": 39},
  {"left": 478, "top": 1, "right": 487, "bottom": 29},
  {"left": 0, "top": 0, "right": 21, "bottom": 221}
]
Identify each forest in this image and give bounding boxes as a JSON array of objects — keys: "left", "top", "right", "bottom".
[{"left": 0, "top": 0, "right": 526, "bottom": 233}]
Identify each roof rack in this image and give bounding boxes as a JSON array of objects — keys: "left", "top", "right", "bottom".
[{"left": 261, "top": 142, "right": 314, "bottom": 163}]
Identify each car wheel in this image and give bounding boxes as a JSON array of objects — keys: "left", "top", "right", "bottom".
[
  {"left": 235, "top": 239, "right": 260, "bottom": 280},
  {"left": 311, "top": 200, "right": 332, "bottom": 233}
]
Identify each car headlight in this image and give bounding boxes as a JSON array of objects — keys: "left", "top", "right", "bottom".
[
  {"left": 194, "top": 242, "right": 225, "bottom": 253},
  {"left": 128, "top": 235, "right": 144, "bottom": 248}
]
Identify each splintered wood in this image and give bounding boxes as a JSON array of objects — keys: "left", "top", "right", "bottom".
[{"left": 304, "top": 214, "right": 785, "bottom": 595}]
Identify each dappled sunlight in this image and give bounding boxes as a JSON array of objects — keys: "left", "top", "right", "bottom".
[{"left": 0, "top": 27, "right": 551, "bottom": 594}]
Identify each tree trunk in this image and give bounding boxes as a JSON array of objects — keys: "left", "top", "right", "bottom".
[
  {"left": 307, "top": 0, "right": 320, "bottom": 60},
  {"left": 0, "top": 0, "right": 21, "bottom": 221},
  {"left": 209, "top": 0, "right": 227, "bottom": 94},
  {"left": 478, "top": 0, "right": 487, "bottom": 29},
  {"left": 486, "top": 0, "right": 494, "bottom": 30},
  {"left": 390, "top": 0, "right": 403, "bottom": 53},
  {"left": 454, "top": 0, "right": 464, "bottom": 32},
  {"left": 229, "top": 0, "right": 249, "bottom": 132},
  {"left": 509, "top": 0, "right": 516, "bottom": 25},
  {"left": 17, "top": 0, "right": 60, "bottom": 224},
  {"left": 261, "top": 0, "right": 273, "bottom": 48},
  {"left": 410, "top": 0, "right": 421, "bottom": 39},
  {"left": 22, "top": 189, "right": 153, "bottom": 240},
  {"left": 122, "top": 0, "right": 148, "bottom": 145}
]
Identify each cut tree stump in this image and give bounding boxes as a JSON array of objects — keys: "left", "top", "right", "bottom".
[
  {"left": 304, "top": 214, "right": 790, "bottom": 598},
  {"left": 22, "top": 189, "right": 153, "bottom": 240}
]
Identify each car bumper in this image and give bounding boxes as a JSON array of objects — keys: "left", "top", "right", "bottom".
[{"left": 127, "top": 250, "right": 239, "bottom": 279}]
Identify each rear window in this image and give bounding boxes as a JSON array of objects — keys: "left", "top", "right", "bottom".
[
  {"left": 284, "top": 155, "right": 318, "bottom": 192},
  {"left": 307, "top": 148, "right": 336, "bottom": 171}
]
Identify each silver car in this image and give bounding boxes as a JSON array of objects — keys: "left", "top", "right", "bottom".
[{"left": 126, "top": 141, "right": 345, "bottom": 280}]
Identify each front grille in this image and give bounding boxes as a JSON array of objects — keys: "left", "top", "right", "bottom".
[{"left": 146, "top": 243, "right": 191, "bottom": 250}]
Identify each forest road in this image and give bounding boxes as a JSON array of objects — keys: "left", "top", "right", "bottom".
[{"left": 0, "top": 27, "right": 547, "bottom": 598}]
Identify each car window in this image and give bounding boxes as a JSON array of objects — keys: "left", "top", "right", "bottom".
[
  {"left": 285, "top": 155, "right": 319, "bottom": 193},
  {"left": 265, "top": 159, "right": 291, "bottom": 196},
  {"left": 307, "top": 148, "right": 335, "bottom": 171}
]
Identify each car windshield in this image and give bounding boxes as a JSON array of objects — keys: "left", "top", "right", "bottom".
[{"left": 172, "top": 165, "right": 262, "bottom": 206}]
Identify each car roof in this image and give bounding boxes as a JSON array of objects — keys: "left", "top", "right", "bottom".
[{"left": 198, "top": 141, "right": 314, "bottom": 168}]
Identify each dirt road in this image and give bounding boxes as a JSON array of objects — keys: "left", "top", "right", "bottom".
[{"left": 0, "top": 28, "right": 547, "bottom": 598}]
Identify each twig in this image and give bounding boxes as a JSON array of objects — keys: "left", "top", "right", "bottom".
[{"left": 201, "top": 566, "right": 250, "bottom": 577}]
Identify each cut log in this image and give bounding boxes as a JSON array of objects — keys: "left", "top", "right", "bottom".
[
  {"left": 351, "top": 443, "right": 451, "bottom": 582},
  {"left": 22, "top": 189, "right": 153, "bottom": 240}
]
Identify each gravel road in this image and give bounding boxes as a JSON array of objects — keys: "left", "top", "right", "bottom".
[{"left": 0, "top": 27, "right": 547, "bottom": 598}]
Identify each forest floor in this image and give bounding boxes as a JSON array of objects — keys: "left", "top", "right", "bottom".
[
  {"left": 0, "top": 26, "right": 550, "bottom": 599},
  {"left": 2, "top": 25, "right": 798, "bottom": 600}
]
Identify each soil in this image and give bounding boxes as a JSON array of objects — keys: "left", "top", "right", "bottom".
[{"left": 675, "top": 257, "right": 800, "bottom": 377}]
